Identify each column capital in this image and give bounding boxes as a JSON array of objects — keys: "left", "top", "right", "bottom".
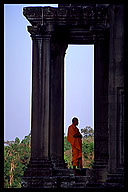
[{"left": 28, "top": 24, "right": 54, "bottom": 39}]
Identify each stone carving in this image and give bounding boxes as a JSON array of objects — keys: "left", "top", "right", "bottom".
[{"left": 23, "top": 6, "right": 109, "bottom": 29}]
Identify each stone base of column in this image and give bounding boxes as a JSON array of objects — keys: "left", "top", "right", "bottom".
[
  {"left": 23, "top": 157, "right": 53, "bottom": 177},
  {"left": 106, "top": 172, "right": 124, "bottom": 187},
  {"left": 92, "top": 160, "right": 108, "bottom": 183},
  {"left": 51, "top": 157, "right": 67, "bottom": 169},
  {"left": 22, "top": 168, "right": 91, "bottom": 188},
  {"left": 21, "top": 157, "right": 53, "bottom": 188},
  {"left": 21, "top": 157, "right": 67, "bottom": 188}
]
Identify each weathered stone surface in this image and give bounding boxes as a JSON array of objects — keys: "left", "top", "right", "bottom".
[
  {"left": 107, "top": 5, "right": 124, "bottom": 185},
  {"left": 22, "top": 3, "right": 124, "bottom": 188},
  {"left": 22, "top": 170, "right": 91, "bottom": 188},
  {"left": 23, "top": 6, "right": 109, "bottom": 28}
]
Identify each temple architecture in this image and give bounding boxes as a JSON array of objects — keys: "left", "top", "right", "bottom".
[{"left": 22, "top": 4, "right": 125, "bottom": 188}]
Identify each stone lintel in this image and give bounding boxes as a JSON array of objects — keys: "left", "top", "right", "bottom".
[{"left": 23, "top": 6, "right": 109, "bottom": 29}]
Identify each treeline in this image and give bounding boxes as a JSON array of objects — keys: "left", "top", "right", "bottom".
[
  {"left": 4, "top": 134, "right": 31, "bottom": 188},
  {"left": 4, "top": 126, "right": 94, "bottom": 188}
]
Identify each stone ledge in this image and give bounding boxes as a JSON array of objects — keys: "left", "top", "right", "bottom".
[{"left": 22, "top": 175, "right": 91, "bottom": 188}]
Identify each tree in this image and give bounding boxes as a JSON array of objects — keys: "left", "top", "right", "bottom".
[
  {"left": 4, "top": 134, "right": 31, "bottom": 188},
  {"left": 64, "top": 149, "right": 73, "bottom": 168},
  {"left": 81, "top": 127, "right": 94, "bottom": 167},
  {"left": 4, "top": 131, "right": 94, "bottom": 187},
  {"left": 81, "top": 126, "right": 94, "bottom": 138}
]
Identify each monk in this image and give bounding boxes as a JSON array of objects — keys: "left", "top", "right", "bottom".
[{"left": 67, "top": 117, "right": 82, "bottom": 170}]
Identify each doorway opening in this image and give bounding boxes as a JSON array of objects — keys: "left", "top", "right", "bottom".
[{"left": 64, "top": 45, "right": 94, "bottom": 168}]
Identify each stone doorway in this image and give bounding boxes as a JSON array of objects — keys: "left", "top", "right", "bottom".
[
  {"left": 22, "top": 4, "right": 124, "bottom": 188},
  {"left": 64, "top": 45, "right": 94, "bottom": 168}
]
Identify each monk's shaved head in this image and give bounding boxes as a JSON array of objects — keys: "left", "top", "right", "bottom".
[{"left": 72, "top": 117, "right": 78, "bottom": 124}]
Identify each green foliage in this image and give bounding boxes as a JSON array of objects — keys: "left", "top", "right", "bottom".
[
  {"left": 88, "top": 159, "right": 94, "bottom": 167},
  {"left": 82, "top": 140, "right": 94, "bottom": 159},
  {"left": 64, "top": 136, "right": 72, "bottom": 152},
  {"left": 4, "top": 134, "right": 31, "bottom": 188},
  {"left": 81, "top": 126, "right": 94, "bottom": 138},
  {"left": 64, "top": 149, "right": 73, "bottom": 168},
  {"left": 4, "top": 131, "right": 94, "bottom": 187}
]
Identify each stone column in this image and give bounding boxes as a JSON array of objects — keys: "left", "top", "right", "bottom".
[
  {"left": 107, "top": 5, "right": 124, "bottom": 184},
  {"left": 22, "top": 26, "right": 53, "bottom": 180},
  {"left": 50, "top": 41, "right": 68, "bottom": 168},
  {"left": 93, "top": 32, "right": 109, "bottom": 182},
  {"left": 31, "top": 33, "right": 50, "bottom": 159}
]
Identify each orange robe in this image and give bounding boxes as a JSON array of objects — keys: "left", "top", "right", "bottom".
[{"left": 67, "top": 124, "right": 82, "bottom": 168}]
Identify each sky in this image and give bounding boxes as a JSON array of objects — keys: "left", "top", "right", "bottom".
[
  {"left": 65, "top": 45, "right": 94, "bottom": 135},
  {"left": 4, "top": 4, "right": 94, "bottom": 141}
]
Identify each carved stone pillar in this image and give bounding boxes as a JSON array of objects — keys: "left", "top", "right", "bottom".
[
  {"left": 31, "top": 34, "right": 50, "bottom": 159},
  {"left": 107, "top": 5, "right": 124, "bottom": 184},
  {"left": 22, "top": 26, "right": 53, "bottom": 182},
  {"left": 93, "top": 32, "right": 109, "bottom": 182},
  {"left": 50, "top": 41, "right": 68, "bottom": 168}
]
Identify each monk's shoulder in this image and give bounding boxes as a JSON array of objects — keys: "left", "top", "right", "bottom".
[
  {"left": 68, "top": 124, "right": 74, "bottom": 130},
  {"left": 68, "top": 125, "right": 76, "bottom": 134}
]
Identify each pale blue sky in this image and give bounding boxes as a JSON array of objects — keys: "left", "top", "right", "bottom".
[
  {"left": 65, "top": 45, "right": 94, "bottom": 134},
  {"left": 4, "top": 4, "right": 94, "bottom": 141}
]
